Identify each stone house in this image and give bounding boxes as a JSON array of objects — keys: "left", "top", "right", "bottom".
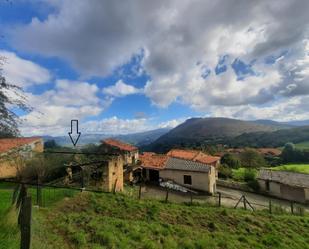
[
  {"left": 140, "top": 149, "right": 219, "bottom": 194},
  {"left": 257, "top": 169, "right": 309, "bottom": 203},
  {"left": 100, "top": 139, "right": 139, "bottom": 165},
  {"left": 0, "top": 137, "right": 44, "bottom": 178},
  {"left": 101, "top": 155, "right": 124, "bottom": 192},
  {"left": 100, "top": 139, "right": 140, "bottom": 183}
]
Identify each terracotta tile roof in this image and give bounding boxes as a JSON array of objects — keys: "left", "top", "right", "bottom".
[
  {"left": 0, "top": 137, "right": 41, "bottom": 153},
  {"left": 102, "top": 139, "right": 138, "bottom": 152},
  {"left": 226, "top": 148, "right": 281, "bottom": 156},
  {"left": 139, "top": 153, "right": 168, "bottom": 170},
  {"left": 256, "top": 148, "right": 282, "bottom": 156},
  {"left": 167, "top": 149, "right": 220, "bottom": 165}
]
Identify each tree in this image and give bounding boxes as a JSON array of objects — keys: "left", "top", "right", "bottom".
[
  {"left": 281, "top": 142, "right": 309, "bottom": 163},
  {"left": 221, "top": 153, "right": 241, "bottom": 169},
  {"left": 240, "top": 149, "right": 266, "bottom": 168},
  {"left": 0, "top": 56, "right": 31, "bottom": 137}
]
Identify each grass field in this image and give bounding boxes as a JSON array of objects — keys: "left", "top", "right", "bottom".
[
  {"left": 271, "top": 164, "right": 309, "bottom": 174},
  {"left": 278, "top": 141, "right": 309, "bottom": 150},
  {"left": 1, "top": 188, "right": 309, "bottom": 249},
  {"left": 294, "top": 141, "right": 309, "bottom": 150},
  {"left": 0, "top": 184, "right": 78, "bottom": 249}
]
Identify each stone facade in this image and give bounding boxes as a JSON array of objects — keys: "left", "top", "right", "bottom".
[
  {"left": 0, "top": 137, "right": 44, "bottom": 178},
  {"left": 101, "top": 156, "right": 124, "bottom": 192}
]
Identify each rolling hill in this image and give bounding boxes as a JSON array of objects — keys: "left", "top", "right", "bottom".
[
  {"left": 144, "top": 118, "right": 309, "bottom": 153},
  {"left": 227, "top": 126, "right": 309, "bottom": 148},
  {"left": 144, "top": 117, "right": 280, "bottom": 152}
]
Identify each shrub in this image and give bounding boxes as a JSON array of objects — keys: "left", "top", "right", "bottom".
[
  {"left": 218, "top": 164, "right": 232, "bottom": 179},
  {"left": 243, "top": 169, "right": 256, "bottom": 182},
  {"left": 247, "top": 180, "right": 260, "bottom": 191}
]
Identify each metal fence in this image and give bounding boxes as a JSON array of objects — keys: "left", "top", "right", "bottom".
[{"left": 135, "top": 184, "right": 309, "bottom": 215}]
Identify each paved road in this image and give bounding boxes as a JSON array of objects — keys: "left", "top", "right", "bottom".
[
  {"left": 216, "top": 186, "right": 309, "bottom": 211},
  {"left": 141, "top": 185, "right": 308, "bottom": 212}
]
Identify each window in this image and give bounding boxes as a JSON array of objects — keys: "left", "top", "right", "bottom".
[{"left": 183, "top": 175, "right": 192, "bottom": 185}]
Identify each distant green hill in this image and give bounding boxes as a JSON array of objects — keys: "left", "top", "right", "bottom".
[
  {"left": 144, "top": 117, "right": 281, "bottom": 152},
  {"left": 227, "top": 126, "right": 309, "bottom": 148},
  {"left": 144, "top": 118, "right": 309, "bottom": 152}
]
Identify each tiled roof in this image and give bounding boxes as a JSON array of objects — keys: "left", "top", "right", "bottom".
[
  {"left": 139, "top": 153, "right": 168, "bottom": 170},
  {"left": 0, "top": 137, "right": 41, "bottom": 153},
  {"left": 102, "top": 139, "right": 138, "bottom": 152},
  {"left": 226, "top": 148, "right": 281, "bottom": 156},
  {"left": 165, "top": 157, "right": 211, "bottom": 173},
  {"left": 258, "top": 169, "right": 309, "bottom": 188},
  {"left": 256, "top": 148, "right": 282, "bottom": 156},
  {"left": 167, "top": 149, "right": 220, "bottom": 164}
]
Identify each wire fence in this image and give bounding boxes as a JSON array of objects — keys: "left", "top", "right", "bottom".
[{"left": 134, "top": 184, "right": 309, "bottom": 215}]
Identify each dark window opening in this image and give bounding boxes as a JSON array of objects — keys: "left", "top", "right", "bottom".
[
  {"left": 184, "top": 175, "right": 192, "bottom": 185},
  {"left": 265, "top": 180, "right": 270, "bottom": 191}
]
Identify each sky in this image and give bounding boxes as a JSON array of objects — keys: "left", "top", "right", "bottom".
[{"left": 0, "top": 0, "right": 308, "bottom": 136}]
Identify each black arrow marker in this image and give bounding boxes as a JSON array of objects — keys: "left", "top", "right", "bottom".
[{"left": 68, "top": 119, "right": 81, "bottom": 147}]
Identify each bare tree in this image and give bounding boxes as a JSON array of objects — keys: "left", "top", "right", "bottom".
[{"left": 0, "top": 56, "right": 31, "bottom": 137}]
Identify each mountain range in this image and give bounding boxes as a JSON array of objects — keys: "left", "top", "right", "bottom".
[
  {"left": 43, "top": 128, "right": 170, "bottom": 147},
  {"left": 143, "top": 118, "right": 309, "bottom": 153},
  {"left": 42, "top": 118, "right": 309, "bottom": 150}
]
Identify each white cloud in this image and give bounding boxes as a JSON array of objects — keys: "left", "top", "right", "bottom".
[
  {"left": 82, "top": 116, "right": 149, "bottom": 134},
  {"left": 102, "top": 80, "right": 142, "bottom": 97},
  {"left": 209, "top": 96, "right": 309, "bottom": 122},
  {"left": 158, "top": 117, "right": 188, "bottom": 129},
  {"left": 7, "top": 0, "right": 309, "bottom": 121},
  {"left": 20, "top": 79, "right": 112, "bottom": 136},
  {"left": 0, "top": 50, "right": 51, "bottom": 88}
]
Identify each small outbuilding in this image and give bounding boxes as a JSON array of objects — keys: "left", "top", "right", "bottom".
[{"left": 257, "top": 169, "right": 309, "bottom": 204}]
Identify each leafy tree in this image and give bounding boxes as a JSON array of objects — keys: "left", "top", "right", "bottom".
[
  {"left": 44, "top": 139, "right": 59, "bottom": 149},
  {"left": 281, "top": 142, "right": 309, "bottom": 163},
  {"left": 221, "top": 153, "right": 241, "bottom": 169},
  {"left": 240, "top": 149, "right": 266, "bottom": 168},
  {"left": 0, "top": 56, "right": 31, "bottom": 137}
]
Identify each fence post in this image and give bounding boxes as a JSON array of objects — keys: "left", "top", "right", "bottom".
[
  {"left": 218, "top": 192, "right": 221, "bottom": 207},
  {"left": 138, "top": 184, "right": 142, "bottom": 200},
  {"left": 165, "top": 188, "right": 169, "bottom": 203},
  {"left": 243, "top": 195, "right": 247, "bottom": 210},
  {"left": 36, "top": 178, "right": 42, "bottom": 207},
  {"left": 290, "top": 202, "right": 294, "bottom": 214},
  {"left": 20, "top": 196, "right": 32, "bottom": 249},
  {"left": 269, "top": 200, "right": 272, "bottom": 214},
  {"left": 190, "top": 192, "right": 193, "bottom": 205}
]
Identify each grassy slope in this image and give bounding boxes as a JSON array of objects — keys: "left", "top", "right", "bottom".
[
  {"left": 0, "top": 186, "right": 77, "bottom": 249},
  {"left": 272, "top": 164, "right": 309, "bottom": 174},
  {"left": 40, "top": 192, "right": 309, "bottom": 249},
  {"left": 1, "top": 189, "right": 309, "bottom": 249}
]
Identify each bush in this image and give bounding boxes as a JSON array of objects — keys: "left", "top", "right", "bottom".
[
  {"left": 243, "top": 169, "right": 256, "bottom": 182},
  {"left": 247, "top": 180, "right": 260, "bottom": 191},
  {"left": 218, "top": 164, "right": 232, "bottom": 179},
  {"left": 221, "top": 153, "right": 241, "bottom": 169}
]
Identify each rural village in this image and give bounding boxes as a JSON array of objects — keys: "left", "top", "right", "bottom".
[
  {"left": 1, "top": 1, "right": 309, "bottom": 248},
  {"left": 1, "top": 136, "right": 308, "bottom": 204}
]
